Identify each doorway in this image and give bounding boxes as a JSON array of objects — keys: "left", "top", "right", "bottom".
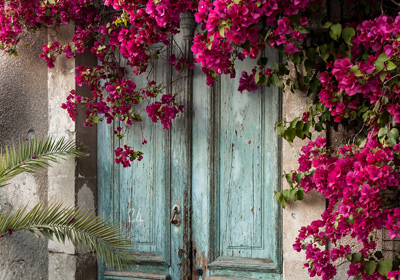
[{"left": 98, "top": 21, "right": 282, "bottom": 280}]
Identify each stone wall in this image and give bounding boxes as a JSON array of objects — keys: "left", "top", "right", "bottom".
[
  {"left": 0, "top": 25, "right": 97, "bottom": 280},
  {"left": 0, "top": 29, "right": 49, "bottom": 280},
  {"left": 282, "top": 90, "right": 326, "bottom": 280}
]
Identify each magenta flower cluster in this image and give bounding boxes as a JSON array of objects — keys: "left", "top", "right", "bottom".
[
  {"left": 319, "top": 13, "right": 400, "bottom": 124},
  {"left": 146, "top": 94, "right": 184, "bottom": 130},
  {"left": 114, "top": 145, "right": 143, "bottom": 168},
  {"left": 192, "top": 0, "right": 317, "bottom": 87},
  {"left": 293, "top": 135, "right": 400, "bottom": 279}
]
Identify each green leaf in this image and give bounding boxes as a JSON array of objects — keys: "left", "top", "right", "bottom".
[
  {"left": 289, "top": 188, "right": 297, "bottom": 199},
  {"left": 362, "top": 110, "right": 371, "bottom": 122},
  {"left": 47, "top": 0, "right": 56, "bottom": 4},
  {"left": 378, "top": 127, "right": 388, "bottom": 138},
  {"left": 219, "top": 28, "right": 225, "bottom": 38},
  {"left": 363, "top": 260, "right": 377, "bottom": 275},
  {"left": 377, "top": 258, "right": 392, "bottom": 277},
  {"left": 0, "top": 203, "right": 135, "bottom": 270},
  {"left": 318, "top": 44, "right": 329, "bottom": 62},
  {"left": 380, "top": 71, "right": 387, "bottom": 82},
  {"left": 271, "top": 74, "right": 279, "bottom": 86},
  {"left": 259, "top": 74, "right": 267, "bottom": 85},
  {"left": 285, "top": 128, "right": 296, "bottom": 143},
  {"left": 378, "top": 111, "right": 390, "bottom": 126},
  {"left": 280, "top": 196, "right": 286, "bottom": 208},
  {"left": 295, "top": 172, "right": 305, "bottom": 184},
  {"left": 304, "top": 127, "right": 311, "bottom": 139},
  {"left": 351, "top": 252, "right": 364, "bottom": 264},
  {"left": 283, "top": 189, "right": 290, "bottom": 199},
  {"left": 375, "top": 53, "right": 390, "bottom": 68},
  {"left": 285, "top": 172, "right": 294, "bottom": 188},
  {"left": 292, "top": 52, "right": 301, "bottom": 64},
  {"left": 315, "top": 122, "right": 323, "bottom": 132},
  {"left": 388, "top": 128, "right": 399, "bottom": 140},
  {"left": 350, "top": 65, "right": 362, "bottom": 77},
  {"left": 388, "top": 137, "right": 397, "bottom": 147},
  {"left": 295, "top": 121, "right": 305, "bottom": 138},
  {"left": 387, "top": 61, "right": 397, "bottom": 71},
  {"left": 378, "top": 53, "right": 391, "bottom": 62},
  {"left": 297, "top": 188, "right": 305, "bottom": 200},
  {"left": 0, "top": 137, "right": 86, "bottom": 187},
  {"left": 346, "top": 214, "right": 355, "bottom": 224},
  {"left": 254, "top": 71, "right": 260, "bottom": 84},
  {"left": 330, "top": 23, "right": 342, "bottom": 41},
  {"left": 304, "top": 59, "right": 315, "bottom": 76},
  {"left": 357, "top": 137, "right": 367, "bottom": 148},
  {"left": 323, "top": 22, "right": 333, "bottom": 29},
  {"left": 44, "top": 8, "right": 52, "bottom": 17},
  {"left": 289, "top": 117, "right": 299, "bottom": 129},
  {"left": 276, "top": 123, "right": 285, "bottom": 136},
  {"left": 275, "top": 191, "right": 283, "bottom": 202},
  {"left": 306, "top": 48, "right": 316, "bottom": 61},
  {"left": 342, "top": 27, "right": 355, "bottom": 45}
]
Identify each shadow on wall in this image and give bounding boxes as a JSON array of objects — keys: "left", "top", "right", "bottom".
[{"left": 0, "top": 30, "right": 49, "bottom": 280}]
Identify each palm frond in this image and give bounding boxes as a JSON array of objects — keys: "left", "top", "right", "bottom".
[
  {"left": 0, "top": 203, "right": 135, "bottom": 270},
  {"left": 0, "top": 137, "right": 87, "bottom": 187}
]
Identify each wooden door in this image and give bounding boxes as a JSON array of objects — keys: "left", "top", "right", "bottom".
[
  {"left": 191, "top": 50, "right": 282, "bottom": 280},
  {"left": 98, "top": 15, "right": 281, "bottom": 280}
]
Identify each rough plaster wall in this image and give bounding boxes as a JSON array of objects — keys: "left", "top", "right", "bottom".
[
  {"left": 0, "top": 30, "right": 49, "bottom": 279},
  {"left": 46, "top": 24, "right": 79, "bottom": 280},
  {"left": 282, "top": 88, "right": 326, "bottom": 280},
  {"left": 46, "top": 25, "right": 98, "bottom": 280}
]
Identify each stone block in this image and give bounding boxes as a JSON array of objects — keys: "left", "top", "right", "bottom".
[{"left": 48, "top": 253, "right": 76, "bottom": 280}]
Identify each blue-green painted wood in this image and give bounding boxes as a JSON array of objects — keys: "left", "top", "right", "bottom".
[
  {"left": 191, "top": 47, "right": 282, "bottom": 279},
  {"left": 98, "top": 47, "right": 180, "bottom": 279},
  {"left": 98, "top": 110, "right": 117, "bottom": 279},
  {"left": 118, "top": 52, "right": 170, "bottom": 263},
  {"left": 99, "top": 16, "right": 281, "bottom": 280}
]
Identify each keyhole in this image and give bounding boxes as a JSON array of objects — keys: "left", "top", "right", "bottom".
[{"left": 197, "top": 269, "right": 203, "bottom": 276}]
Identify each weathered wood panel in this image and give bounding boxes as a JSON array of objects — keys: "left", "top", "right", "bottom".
[
  {"left": 98, "top": 48, "right": 174, "bottom": 279},
  {"left": 191, "top": 47, "right": 282, "bottom": 279}
]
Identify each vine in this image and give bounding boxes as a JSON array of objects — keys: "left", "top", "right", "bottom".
[{"left": 2, "top": 0, "right": 400, "bottom": 278}]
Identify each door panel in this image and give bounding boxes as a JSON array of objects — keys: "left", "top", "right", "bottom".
[
  {"left": 191, "top": 49, "right": 281, "bottom": 279},
  {"left": 98, "top": 16, "right": 194, "bottom": 280},
  {"left": 99, "top": 16, "right": 281, "bottom": 280},
  {"left": 98, "top": 55, "right": 177, "bottom": 279}
]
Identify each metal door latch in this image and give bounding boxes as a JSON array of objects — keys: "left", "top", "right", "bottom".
[{"left": 170, "top": 203, "right": 181, "bottom": 226}]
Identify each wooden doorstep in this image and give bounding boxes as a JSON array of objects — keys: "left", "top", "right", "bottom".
[
  {"left": 205, "top": 277, "right": 257, "bottom": 280},
  {"left": 104, "top": 271, "right": 168, "bottom": 279}
]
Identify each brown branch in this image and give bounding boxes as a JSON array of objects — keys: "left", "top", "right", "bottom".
[{"left": 390, "top": 0, "right": 400, "bottom": 5}]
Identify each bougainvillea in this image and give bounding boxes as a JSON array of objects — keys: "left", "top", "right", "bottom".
[
  {"left": 284, "top": 135, "right": 400, "bottom": 279},
  {"left": 3, "top": 0, "right": 400, "bottom": 278}
]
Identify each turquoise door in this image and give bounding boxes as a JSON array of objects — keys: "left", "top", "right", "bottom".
[
  {"left": 98, "top": 18, "right": 282, "bottom": 280},
  {"left": 190, "top": 51, "right": 282, "bottom": 279}
]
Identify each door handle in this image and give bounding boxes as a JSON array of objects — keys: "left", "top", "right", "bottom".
[{"left": 170, "top": 204, "right": 181, "bottom": 226}]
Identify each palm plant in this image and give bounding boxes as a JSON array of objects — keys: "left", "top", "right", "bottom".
[{"left": 0, "top": 137, "right": 135, "bottom": 270}]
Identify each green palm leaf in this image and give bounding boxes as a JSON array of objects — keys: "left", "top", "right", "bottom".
[
  {"left": 0, "top": 137, "right": 136, "bottom": 270},
  {"left": 0, "top": 203, "right": 135, "bottom": 270},
  {"left": 0, "top": 137, "right": 86, "bottom": 187}
]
